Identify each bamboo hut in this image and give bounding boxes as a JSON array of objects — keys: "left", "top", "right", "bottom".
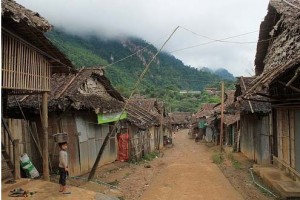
[
  {"left": 2, "top": 0, "right": 74, "bottom": 180},
  {"left": 125, "top": 102, "right": 159, "bottom": 161},
  {"left": 129, "top": 97, "right": 165, "bottom": 149},
  {"left": 245, "top": 0, "right": 300, "bottom": 174},
  {"left": 7, "top": 68, "right": 125, "bottom": 176},
  {"left": 235, "top": 77, "right": 272, "bottom": 164}
]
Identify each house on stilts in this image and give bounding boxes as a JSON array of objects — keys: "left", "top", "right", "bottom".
[{"left": 1, "top": 0, "right": 75, "bottom": 181}]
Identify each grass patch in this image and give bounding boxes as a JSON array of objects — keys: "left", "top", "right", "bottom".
[
  {"left": 231, "top": 160, "right": 241, "bottom": 169},
  {"left": 212, "top": 152, "right": 224, "bottom": 164},
  {"left": 142, "top": 151, "right": 159, "bottom": 161},
  {"left": 227, "top": 153, "right": 242, "bottom": 169},
  {"left": 128, "top": 151, "right": 159, "bottom": 165}
]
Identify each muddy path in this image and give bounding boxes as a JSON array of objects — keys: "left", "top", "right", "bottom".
[{"left": 139, "top": 129, "right": 243, "bottom": 200}]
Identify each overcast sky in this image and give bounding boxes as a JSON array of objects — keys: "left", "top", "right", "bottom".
[{"left": 17, "top": 0, "right": 269, "bottom": 76}]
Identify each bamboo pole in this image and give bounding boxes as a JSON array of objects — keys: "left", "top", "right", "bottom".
[
  {"left": 8, "top": 36, "right": 12, "bottom": 88},
  {"left": 220, "top": 82, "right": 224, "bottom": 152},
  {"left": 42, "top": 92, "right": 49, "bottom": 181},
  {"left": 159, "top": 105, "right": 163, "bottom": 150}
]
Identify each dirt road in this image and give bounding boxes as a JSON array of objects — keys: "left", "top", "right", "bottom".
[{"left": 139, "top": 129, "right": 244, "bottom": 200}]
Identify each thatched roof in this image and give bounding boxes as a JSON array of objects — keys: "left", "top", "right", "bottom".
[
  {"left": 190, "top": 93, "right": 241, "bottom": 127},
  {"left": 126, "top": 102, "right": 159, "bottom": 129},
  {"left": 2, "top": 0, "right": 51, "bottom": 31},
  {"left": 235, "top": 77, "right": 271, "bottom": 114},
  {"left": 195, "top": 103, "right": 218, "bottom": 118},
  {"left": 168, "top": 112, "right": 191, "bottom": 125},
  {"left": 2, "top": 0, "right": 74, "bottom": 73},
  {"left": 129, "top": 97, "right": 163, "bottom": 116},
  {"left": 249, "top": 0, "right": 300, "bottom": 95},
  {"left": 8, "top": 68, "right": 124, "bottom": 116},
  {"left": 213, "top": 90, "right": 236, "bottom": 114},
  {"left": 217, "top": 113, "right": 240, "bottom": 126}
]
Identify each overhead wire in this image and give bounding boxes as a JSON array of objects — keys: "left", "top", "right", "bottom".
[
  {"left": 179, "top": 26, "right": 259, "bottom": 43},
  {"left": 169, "top": 27, "right": 275, "bottom": 53},
  {"left": 102, "top": 33, "right": 171, "bottom": 69},
  {"left": 88, "top": 26, "right": 180, "bottom": 180},
  {"left": 102, "top": 27, "right": 270, "bottom": 69}
]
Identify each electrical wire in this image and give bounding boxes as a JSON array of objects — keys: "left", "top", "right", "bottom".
[
  {"left": 88, "top": 26, "right": 180, "bottom": 181},
  {"left": 102, "top": 33, "right": 170, "bottom": 69},
  {"left": 179, "top": 26, "right": 259, "bottom": 43},
  {"left": 102, "top": 27, "right": 271, "bottom": 70},
  {"left": 169, "top": 28, "right": 275, "bottom": 53}
]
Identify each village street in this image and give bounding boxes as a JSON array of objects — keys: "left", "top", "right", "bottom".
[{"left": 139, "top": 129, "right": 243, "bottom": 200}]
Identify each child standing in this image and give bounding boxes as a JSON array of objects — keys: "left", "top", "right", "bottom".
[{"left": 58, "top": 142, "right": 70, "bottom": 194}]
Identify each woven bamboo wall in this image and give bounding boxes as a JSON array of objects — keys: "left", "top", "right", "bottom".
[{"left": 2, "top": 32, "right": 51, "bottom": 92}]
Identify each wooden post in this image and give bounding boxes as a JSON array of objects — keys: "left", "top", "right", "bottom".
[
  {"left": 13, "top": 139, "right": 20, "bottom": 180},
  {"left": 220, "top": 82, "right": 224, "bottom": 152},
  {"left": 42, "top": 92, "right": 49, "bottom": 181},
  {"left": 159, "top": 107, "right": 163, "bottom": 150}
]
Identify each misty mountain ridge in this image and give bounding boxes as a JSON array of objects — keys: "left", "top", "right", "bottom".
[
  {"left": 46, "top": 28, "right": 235, "bottom": 111},
  {"left": 200, "top": 67, "right": 235, "bottom": 81}
]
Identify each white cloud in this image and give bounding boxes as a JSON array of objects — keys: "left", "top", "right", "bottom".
[{"left": 16, "top": 0, "right": 269, "bottom": 76}]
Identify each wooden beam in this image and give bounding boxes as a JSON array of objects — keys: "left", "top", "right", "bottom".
[
  {"left": 42, "top": 92, "right": 49, "bottom": 181},
  {"left": 220, "top": 81, "right": 224, "bottom": 152},
  {"left": 286, "top": 67, "right": 300, "bottom": 86},
  {"left": 13, "top": 139, "right": 20, "bottom": 180},
  {"left": 278, "top": 81, "right": 300, "bottom": 93},
  {"left": 241, "top": 76, "right": 254, "bottom": 113},
  {"left": 55, "top": 67, "right": 85, "bottom": 99}
]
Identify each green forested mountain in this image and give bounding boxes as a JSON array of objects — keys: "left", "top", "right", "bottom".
[{"left": 46, "top": 29, "right": 235, "bottom": 112}]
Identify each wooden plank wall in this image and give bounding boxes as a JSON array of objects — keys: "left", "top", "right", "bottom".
[
  {"left": 2, "top": 32, "right": 50, "bottom": 92},
  {"left": 276, "top": 108, "right": 297, "bottom": 169},
  {"left": 240, "top": 114, "right": 271, "bottom": 164}
]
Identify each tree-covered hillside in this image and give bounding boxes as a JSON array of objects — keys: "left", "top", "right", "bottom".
[{"left": 46, "top": 29, "right": 235, "bottom": 112}]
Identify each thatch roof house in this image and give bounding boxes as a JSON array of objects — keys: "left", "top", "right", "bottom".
[
  {"left": 168, "top": 112, "right": 192, "bottom": 128},
  {"left": 128, "top": 97, "right": 165, "bottom": 149},
  {"left": 246, "top": 0, "right": 300, "bottom": 97},
  {"left": 243, "top": 1, "right": 300, "bottom": 196},
  {"left": 7, "top": 68, "right": 126, "bottom": 176},
  {"left": 129, "top": 97, "right": 164, "bottom": 117},
  {"left": 2, "top": 0, "right": 74, "bottom": 74},
  {"left": 126, "top": 102, "right": 159, "bottom": 129},
  {"left": 125, "top": 102, "right": 160, "bottom": 160},
  {"left": 2, "top": 0, "right": 75, "bottom": 180},
  {"left": 234, "top": 76, "right": 272, "bottom": 164}
]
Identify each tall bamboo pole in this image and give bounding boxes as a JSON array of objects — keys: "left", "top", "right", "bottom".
[
  {"left": 159, "top": 104, "right": 163, "bottom": 150},
  {"left": 42, "top": 92, "right": 49, "bottom": 181},
  {"left": 220, "top": 82, "right": 224, "bottom": 152}
]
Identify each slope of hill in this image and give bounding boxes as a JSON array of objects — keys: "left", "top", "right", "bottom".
[
  {"left": 46, "top": 29, "right": 234, "bottom": 112},
  {"left": 214, "top": 68, "right": 235, "bottom": 81}
]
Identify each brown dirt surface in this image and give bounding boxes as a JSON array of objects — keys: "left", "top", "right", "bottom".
[
  {"left": 50, "top": 129, "right": 278, "bottom": 200},
  {"left": 210, "top": 146, "right": 279, "bottom": 200}
]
